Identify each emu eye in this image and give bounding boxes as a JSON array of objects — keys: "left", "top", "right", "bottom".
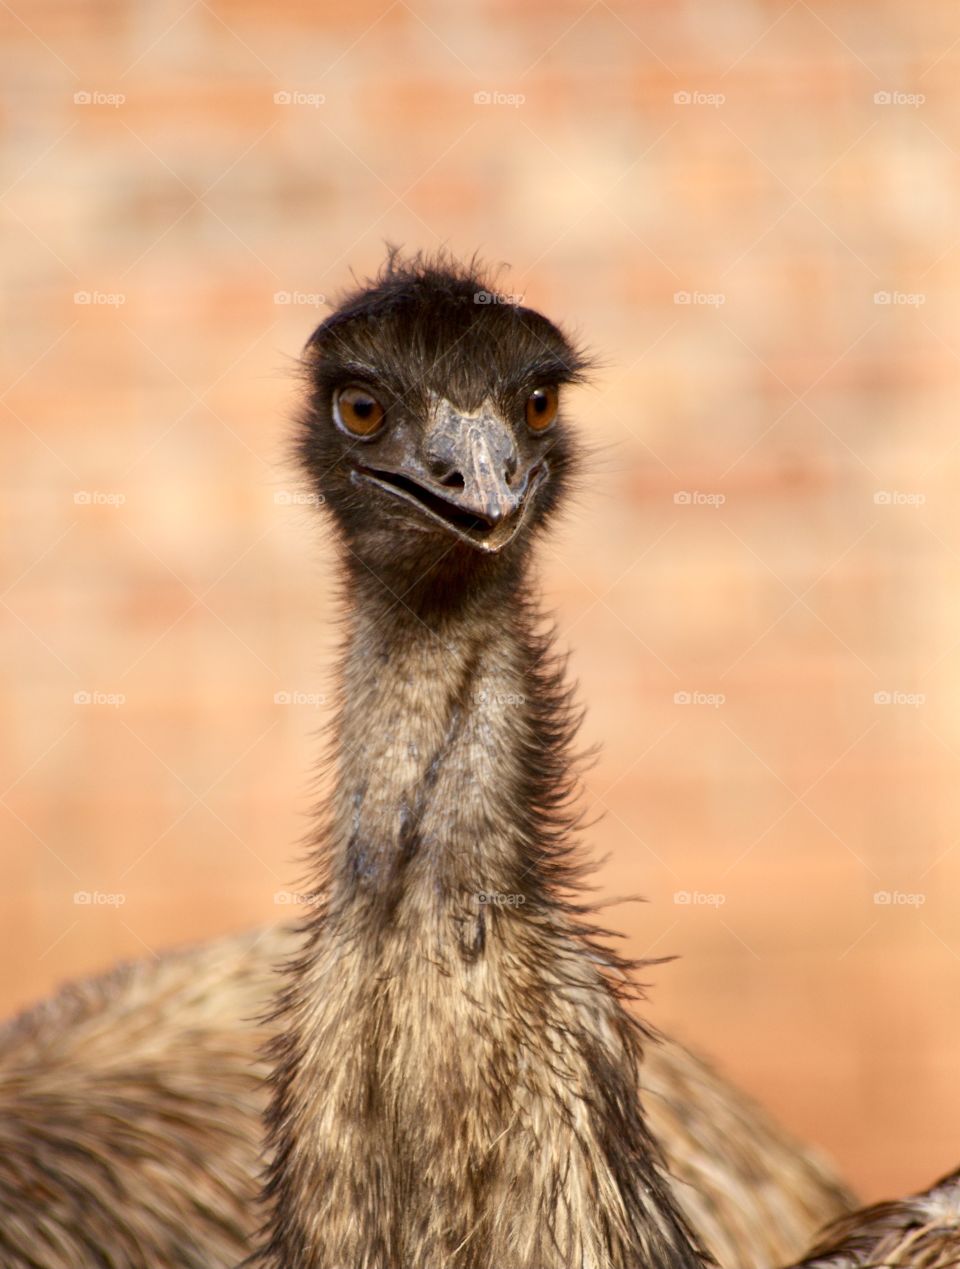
[
  {"left": 334, "top": 385, "right": 385, "bottom": 437},
  {"left": 525, "top": 386, "right": 558, "bottom": 432}
]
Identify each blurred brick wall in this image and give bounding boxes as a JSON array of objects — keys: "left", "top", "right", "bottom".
[{"left": 3, "top": 0, "right": 960, "bottom": 1201}]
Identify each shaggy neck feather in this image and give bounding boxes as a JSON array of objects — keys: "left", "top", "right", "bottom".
[
  {"left": 330, "top": 571, "right": 541, "bottom": 923},
  {"left": 261, "top": 560, "right": 704, "bottom": 1269}
]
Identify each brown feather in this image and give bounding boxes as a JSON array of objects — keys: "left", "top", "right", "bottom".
[
  {"left": 0, "top": 925, "right": 852, "bottom": 1269},
  {"left": 788, "top": 1167, "right": 960, "bottom": 1269}
]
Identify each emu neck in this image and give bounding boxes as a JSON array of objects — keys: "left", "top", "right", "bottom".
[
  {"left": 265, "top": 558, "right": 704, "bottom": 1269},
  {"left": 329, "top": 564, "right": 543, "bottom": 927}
]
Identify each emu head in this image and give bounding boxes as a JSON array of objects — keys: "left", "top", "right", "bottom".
[{"left": 297, "top": 253, "right": 589, "bottom": 578}]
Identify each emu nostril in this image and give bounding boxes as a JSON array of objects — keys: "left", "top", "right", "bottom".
[{"left": 426, "top": 454, "right": 466, "bottom": 489}]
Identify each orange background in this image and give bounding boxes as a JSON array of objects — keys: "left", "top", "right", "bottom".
[{"left": 4, "top": 0, "right": 960, "bottom": 1203}]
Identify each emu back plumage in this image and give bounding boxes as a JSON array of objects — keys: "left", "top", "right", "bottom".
[
  {"left": 0, "top": 931, "right": 852, "bottom": 1266},
  {"left": 788, "top": 1166, "right": 960, "bottom": 1269}
]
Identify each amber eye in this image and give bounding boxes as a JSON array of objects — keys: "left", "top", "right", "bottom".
[
  {"left": 525, "top": 386, "right": 559, "bottom": 432},
  {"left": 334, "top": 385, "right": 385, "bottom": 437}
]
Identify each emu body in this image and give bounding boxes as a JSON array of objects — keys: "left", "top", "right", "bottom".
[
  {"left": 0, "top": 926, "right": 852, "bottom": 1269},
  {"left": 789, "top": 1166, "right": 960, "bottom": 1268},
  {"left": 0, "top": 931, "right": 274, "bottom": 1269}
]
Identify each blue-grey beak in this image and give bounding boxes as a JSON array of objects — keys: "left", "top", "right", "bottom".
[{"left": 353, "top": 401, "right": 545, "bottom": 553}]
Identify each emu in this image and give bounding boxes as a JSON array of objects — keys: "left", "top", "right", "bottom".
[
  {"left": 253, "top": 250, "right": 845, "bottom": 1269},
  {"left": 0, "top": 252, "right": 854, "bottom": 1269}
]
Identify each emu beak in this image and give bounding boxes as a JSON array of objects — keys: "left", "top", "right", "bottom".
[{"left": 353, "top": 403, "right": 545, "bottom": 553}]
